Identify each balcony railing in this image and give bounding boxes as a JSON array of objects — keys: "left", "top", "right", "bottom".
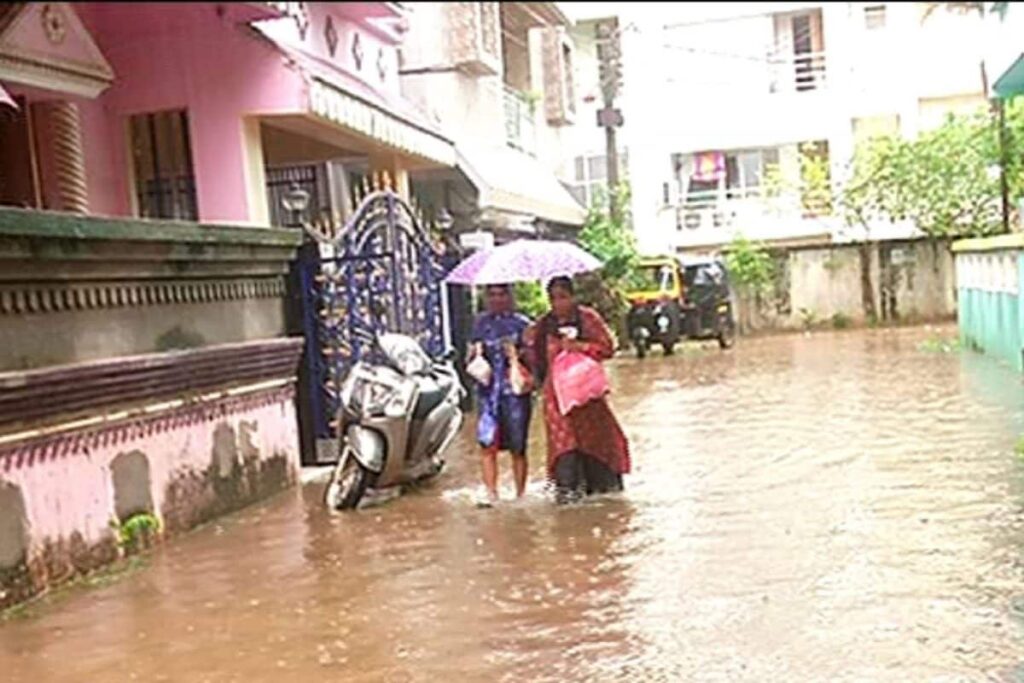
[
  {"left": 768, "top": 50, "right": 827, "bottom": 93},
  {"left": 673, "top": 187, "right": 832, "bottom": 233},
  {"left": 503, "top": 86, "right": 537, "bottom": 156}
]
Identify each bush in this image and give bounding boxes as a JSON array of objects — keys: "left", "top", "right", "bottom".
[
  {"left": 724, "top": 236, "right": 775, "bottom": 295},
  {"left": 111, "top": 512, "right": 161, "bottom": 554},
  {"left": 831, "top": 312, "right": 851, "bottom": 330}
]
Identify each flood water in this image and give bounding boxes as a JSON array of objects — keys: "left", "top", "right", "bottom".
[{"left": 3, "top": 326, "right": 1024, "bottom": 682}]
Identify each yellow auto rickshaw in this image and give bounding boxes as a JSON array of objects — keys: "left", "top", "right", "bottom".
[{"left": 624, "top": 255, "right": 736, "bottom": 358}]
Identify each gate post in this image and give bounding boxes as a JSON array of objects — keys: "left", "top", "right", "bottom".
[{"left": 289, "top": 237, "right": 332, "bottom": 465}]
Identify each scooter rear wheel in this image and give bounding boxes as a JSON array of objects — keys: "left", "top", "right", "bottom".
[{"left": 324, "top": 450, "right": 371, "bottom": 511}]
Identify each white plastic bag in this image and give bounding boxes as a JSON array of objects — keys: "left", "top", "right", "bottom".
[
  {"left": 508, "top": 354, "right": 534, "bottom": 395},
  {"left": 466, "top": 343, "right": 492, "bottom": 385}
]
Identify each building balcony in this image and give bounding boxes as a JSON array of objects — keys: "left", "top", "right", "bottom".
[
  {"left": 667, "top": 188, "right": 836, "bottom": 249},
  {"left": 503, "top": 85, "right": 537, "bottom": 156}
]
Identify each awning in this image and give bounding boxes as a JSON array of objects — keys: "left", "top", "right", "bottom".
[
  {"left": 458, "top": 145, "right": 587, "bottom": 227},
  {"left": 252, "top": 21, "right": 455, "bottom": 167},
  {"left": 994, "top": 53, "right": 1024, "bottom": 99},
  {"left": 309, "top": 78, "right": 454, "bottom": 167}
]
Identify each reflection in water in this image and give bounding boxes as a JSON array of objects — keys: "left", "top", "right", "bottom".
[{"left": 2, "top": 326, "right": 1024, "bottom": 682}]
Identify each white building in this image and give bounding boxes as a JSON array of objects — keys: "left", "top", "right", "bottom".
[
  {"left": 398, "top": 2, "right": 586, "bottom": 242},
  {"left": 581, "top": 2, "right": 1024, "bottom": 256}
]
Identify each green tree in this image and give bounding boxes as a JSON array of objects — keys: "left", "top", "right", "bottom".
[
  {"left": 576, "top": 182, "right": 641, "bottom": 346},
  {"left": 577, "top": 183, "right": 640, "bottom": 283},
  {"left": 841, "top": 102, "right": 1024, "bottom": 238},
  {"left": 768, "top": 102, "right": 1024, "bottom": 240},
  {"left": 513, "top": 281, "right": 548, "bottom": 319},
  {"left": 724, "top": 236, "right": 775, "bottom": 295}
]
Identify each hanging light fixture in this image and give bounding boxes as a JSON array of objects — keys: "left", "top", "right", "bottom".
[
  {"left": 436, "top": 207, "right": 454, "bottom": 232},
  {"left": 281, "top": 183, "right": 311, "bottom": 227}
]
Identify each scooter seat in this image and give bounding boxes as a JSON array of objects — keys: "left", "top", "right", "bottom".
[{"left": 413, "top": 375, "right": 452, "bottom": 419}]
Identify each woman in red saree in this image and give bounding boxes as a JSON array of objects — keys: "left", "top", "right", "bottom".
[{"left": 527, "top": 276, "right": 630, "bottom": 504}]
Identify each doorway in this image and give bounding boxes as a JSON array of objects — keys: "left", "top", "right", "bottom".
[{"left": 0, "top": 96, "right": 41, "bottom": 209}]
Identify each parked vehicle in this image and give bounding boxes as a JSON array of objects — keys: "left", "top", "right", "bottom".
[
  {"left": 625, "top": 256, "right": 736, "bottom": 358},
  {"left": 324, "top": 332, "right": 465, "bottom": 510},
  {"left": 680, "top": 256, "right": 736, "bottom": 350},
  {"left": 625, "top": 257, "right": 685, "bottom": 359}
]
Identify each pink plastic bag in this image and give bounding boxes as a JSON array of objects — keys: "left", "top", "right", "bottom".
[{"left": 551, "top": 350, "right": 610, "bottom": 416}]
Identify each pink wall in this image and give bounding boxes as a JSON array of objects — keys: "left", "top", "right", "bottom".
[
  {"left": 0, "top": 386, "right": 299, "bottom": 565},
  {"left": 5, "top": 3, "right": 407, "bottom": 224},
  {"left": 69, "top": 2, "right": 406, "bottom": 224},
  {"left": 256, "top": 2, "right": 404, "bottom": 97},
  {"left": 4, "top": 3, "right": 407, "bottom": 224},
  {"left": 73, "top": 3, "right": 307, "bottom": 223}
]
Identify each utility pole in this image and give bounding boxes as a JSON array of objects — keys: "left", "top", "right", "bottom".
[
  {"left": 596, "top": 18, "right": 625, "bottom": 221},
  {"left": 984, "top": 60, "right": 1011, "bottom": 233},
  {"left": 998, "top": 97, "right": 1011, "bottom": 233}
]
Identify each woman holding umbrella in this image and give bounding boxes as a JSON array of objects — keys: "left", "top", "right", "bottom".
[
  {"left": 445, "top": 239, "right": 629, "bottom": 504},
  {"left": 526, "top": 276, "right": 631, "bottom": 504}
]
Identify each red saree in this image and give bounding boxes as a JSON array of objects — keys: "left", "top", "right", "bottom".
[{"left": 529, "top": 306, "right": 631, "bottom": 480}]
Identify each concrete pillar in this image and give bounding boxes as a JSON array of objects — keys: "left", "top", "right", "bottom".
[
  {"left": 240, "top": 118, "right": 269, "bottom": 226},
  {"left": 46, "top": 101, "right": 89, "bottom": 214}
]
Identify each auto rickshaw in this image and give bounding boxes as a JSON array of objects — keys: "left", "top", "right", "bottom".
[{"left": 624, "top": 255, "right": 736, "bottom": 358}]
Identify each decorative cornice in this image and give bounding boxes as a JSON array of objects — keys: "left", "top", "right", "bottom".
[
  {"left": 0, "top": 276, "right": 286, "bottom": 316},
  {"left": 0, "top": 49, "right": 108, "bottom": 99},
  {"left": 0, "top": 383, "right": 296, "bottom": 471},
  {"left": 0, "top": 207, "right": 302, "bottom": 284},
  {"left": 0, "top": 2, "right": 115, "bottom": 99},
  {"left": 0, "top": 207, "right": 302, "bottom": 249}
]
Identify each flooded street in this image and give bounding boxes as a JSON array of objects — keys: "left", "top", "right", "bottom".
[{"left": 3, "top": 326, "right": 1024, "bottom": 682}]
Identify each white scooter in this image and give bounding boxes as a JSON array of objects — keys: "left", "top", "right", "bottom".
[{"left": 324, "top": 332, "right": 465, "bottom": 510}]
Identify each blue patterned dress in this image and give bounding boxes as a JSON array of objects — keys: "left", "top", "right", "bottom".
[{"left": 471, "top": 311, "right": 533, "bottom": 456}]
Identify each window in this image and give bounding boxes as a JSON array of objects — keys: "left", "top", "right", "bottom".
[
  {"left": 570, "top": 151, "right": 625, "bottom": 208},
  {"left": 129, "top": 110, "right": 197, "bottom": 221},
  {"left": 562, "top": 43, "right": 576, "bottom": 115},
  {"left": 679, "top": 148, "right": 778, "bottom": 207},
  {"left": 864, "top": 5, "right": 886, "bottom": 30}
]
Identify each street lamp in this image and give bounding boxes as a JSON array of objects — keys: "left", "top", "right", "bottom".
[{"left": 281, "top": 183, "right": 310, "bottom": 228}]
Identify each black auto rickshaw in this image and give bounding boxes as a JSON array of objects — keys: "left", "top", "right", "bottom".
[{"left": 625, "top": 255, "right": 736, "bottom": 358}]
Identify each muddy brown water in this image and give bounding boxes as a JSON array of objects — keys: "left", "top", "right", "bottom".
[{"left": 2, "top": 326, "right": 1024, "bottom": 682}]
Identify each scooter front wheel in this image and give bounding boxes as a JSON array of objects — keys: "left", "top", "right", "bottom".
[{"left": 324, "top": 450, "right": 371, "bottom": 511}]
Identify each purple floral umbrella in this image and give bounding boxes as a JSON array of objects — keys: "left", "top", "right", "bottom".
[{"left": 443, "top": 239, "right": 603, "bottom": 285}]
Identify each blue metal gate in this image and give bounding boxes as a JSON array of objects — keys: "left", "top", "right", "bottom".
[{"left": 296, "top": 188, "right": 448, "bottom": 462}]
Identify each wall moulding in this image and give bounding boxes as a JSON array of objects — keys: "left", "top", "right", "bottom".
[{"left": 0, "top": 277, "right": 287, "bottom": 316}]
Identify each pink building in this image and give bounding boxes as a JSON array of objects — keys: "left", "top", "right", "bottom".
[
  {"left": 0, "top": 1, "right": 454, "bottom": 224},
  {"left": 0, "top": 1, "right": 452, "bottom": 609}
]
